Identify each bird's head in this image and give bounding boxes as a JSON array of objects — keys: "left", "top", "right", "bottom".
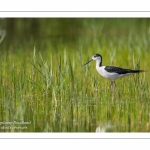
[{"left": 83, "top": 54, "right": 102, "bottom": 65}]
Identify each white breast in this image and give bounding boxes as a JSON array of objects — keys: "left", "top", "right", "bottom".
[{"left": 96, "top": 66, "right": 112, "bottom": 79}]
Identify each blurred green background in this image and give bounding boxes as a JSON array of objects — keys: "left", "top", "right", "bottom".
[{"left": 1, "top": 18, "right": 150, "bottom": 51}]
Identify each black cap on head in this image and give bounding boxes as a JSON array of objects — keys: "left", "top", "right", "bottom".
[
  {"left": 93, "top": 54, "right": 102, "bottom": 58},
  {"left": 94, "top": 54, "right": 101, "bottom": 57}
]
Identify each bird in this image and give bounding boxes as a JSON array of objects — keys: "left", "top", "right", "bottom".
[{"left": 83, "top": 54, "right": 145, "bottom": 88}]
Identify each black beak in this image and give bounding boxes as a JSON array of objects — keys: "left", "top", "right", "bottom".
[{"left": 83, "top": 59, "right": 93, "bottom": 66}]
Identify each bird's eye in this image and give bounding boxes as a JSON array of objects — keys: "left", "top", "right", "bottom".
[{"left": 94, "top": 55, "right": 96, "bottom": 57}]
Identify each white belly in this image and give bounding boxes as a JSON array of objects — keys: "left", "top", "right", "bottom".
[{"left": 96, "top": 66, "right": 132, "bottom": 81}]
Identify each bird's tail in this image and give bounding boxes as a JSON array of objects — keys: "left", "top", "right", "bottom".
[{"left": 132, "top": 70, "right": 146, "bottom": 73}]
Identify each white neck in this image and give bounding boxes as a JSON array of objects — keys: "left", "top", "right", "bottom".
[{"left": 96, "top": 57, "right": 102, "bottom": 68}]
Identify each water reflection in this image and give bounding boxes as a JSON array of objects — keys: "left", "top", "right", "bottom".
[
  {"left": 95, "top": 122, "right": 113, "bottom": 132},
  {"left": 0, "top": 29, "right": 6, "bottom": 44},
  {"left": 2, "top": 18, "right": 84, "bottom": 47}
]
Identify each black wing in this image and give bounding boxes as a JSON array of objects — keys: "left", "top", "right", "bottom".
[{"left": 105, "top": 66, "right": 144, "bottom": 74}]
